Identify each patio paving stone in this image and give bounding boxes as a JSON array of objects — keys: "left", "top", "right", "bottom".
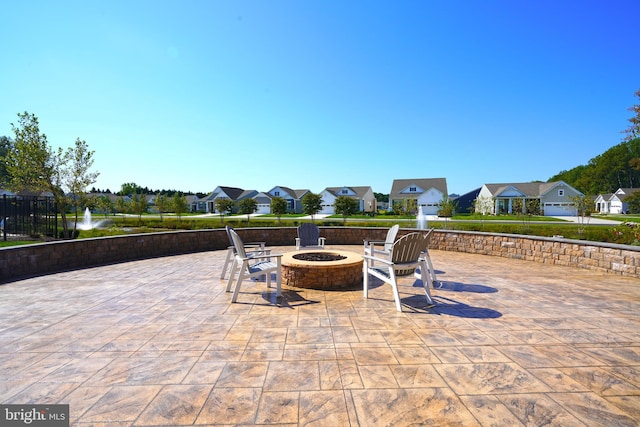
[{"left": 0, "top": 244, "right": 638, "bottom": 426}]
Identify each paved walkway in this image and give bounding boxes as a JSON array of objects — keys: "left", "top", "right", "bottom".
[
  {"left": 550, "top": 216, "right": 623, "bottom": 225},
  {"left": 0, "top": 246, "right": 639, "bottom": 426}
]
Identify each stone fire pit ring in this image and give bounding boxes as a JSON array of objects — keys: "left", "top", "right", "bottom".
[{"left": 281, "top": 249, "right": 363, "bottom": 290}]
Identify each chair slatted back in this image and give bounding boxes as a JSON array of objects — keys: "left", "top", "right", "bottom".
[
  {"left": 225, "top": 226, "right": 238, "bottom": 254},
  {"left": 383, "top": 224, "right": 400, "bottom": 251},
  {"left": 390, "top": 232, "right": 430, "bottom": 275},
  {"left": 228, "top": 228, "right": 247, "bottom": 259},
  {"left": 298, "top": 223, "right": 320, "bottom": 247}
]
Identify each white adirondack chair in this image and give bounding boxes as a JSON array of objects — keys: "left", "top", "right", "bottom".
[
  {"left": 220, "top": 225, "right": 267, "bottom": 279},
  {"left": 226, "top": 227, "right": 282, "bottom": 303},
  {"left": 363, "top": 224, "right": 400, "bottom": 262}
]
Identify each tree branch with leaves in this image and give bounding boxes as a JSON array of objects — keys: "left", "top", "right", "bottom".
[{"left": 5, "top": 112, "right": 99, "bottom": 238}]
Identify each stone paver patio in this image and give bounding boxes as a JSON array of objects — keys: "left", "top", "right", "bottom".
[{"left": 0, "top": 245, "right": 639, "bottom": 426}]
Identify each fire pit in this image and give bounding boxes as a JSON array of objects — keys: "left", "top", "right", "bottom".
[
  {"left": 293, "top": 252, "right": 346, "bottom": 262},
  {"left": 281, "top": 250, "right": 363, "bottom": 290}
]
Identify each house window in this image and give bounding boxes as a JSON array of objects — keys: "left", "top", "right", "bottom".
[
  {"left": 409, "top": 187, "right": 416, "bottom": 192},
  {"left": 274, "top": 191, "right": 280, "bottom": 196},
  {"left": 341, "top": 189, "right": 348, "bottom": 194},
  {"left": 558, "top": 189, "right": 564, "bottom": 197}
]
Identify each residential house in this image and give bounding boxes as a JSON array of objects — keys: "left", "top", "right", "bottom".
[
  {"left": 201, "top": 186, "right": 244, "bottom": 213},
  {"left": 267, "top": 186, "right": 310, "bottom": 214},
  {"left": 476, "top": 181, "right": 583, "bottom": 216},
  {"left": 595, "top": 188, "right": 640, "bottom": 214},
  {"left": 594, "top": 193, "right": 614, "bottom": 214},
  {"left": 452, "top": 188, "right": 481, "bottom": 214},
  {"left": 236, "top": 190, "right": 272, "bottom": 214},
  {"left": 389, "top": 178, "right": 448, "bottom": 215},
  {"left": 318, "top": 186, "right": 377, "bottom": 215},
  {"left": 184, "top": 195, "right": 200, "bottom": 213}
]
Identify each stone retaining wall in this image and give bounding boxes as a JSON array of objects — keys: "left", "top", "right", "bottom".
[{"left": 1, "top": 227, "right": 638, "bottom": 282}]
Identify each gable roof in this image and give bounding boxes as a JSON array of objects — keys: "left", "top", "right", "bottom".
[
  {"left": 595, "top": 193, "right": 614, "bottom": 201},
  {"left": 237, "top": 190, "right": 258, "bottom": 200},
  {"left": 323, "top": 186, "right": 372, "bottom": 199},
  {"left": 452, "top": 187, "right": 481, "bottom": 212},
  {"left": 613, "top": 188, "right": 640, "bottom": 201},
  {"left": 390, "top": 178, "right": 448, "bottom": 198},
  {"left": 269, "top": 186, "right": 310, "bottom": 199},
  {"left": 218, "top": 186, "right": 244, "bottom": 200},
  {"left": 484, "top": 181, "right": 581, "bottom": 198},
  {"left": 202, "top": 186, "right": 245, "bottom": 201}
]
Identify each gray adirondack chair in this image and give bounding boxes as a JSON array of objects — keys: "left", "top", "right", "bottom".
[
  {"left": 363, "top": 232, "right": 435, "bottom": 311},
  {"left": 295, "top": 223, "right": 326, "bottom": 250}
]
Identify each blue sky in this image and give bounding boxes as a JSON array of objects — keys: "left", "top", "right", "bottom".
[{"left": 1, "top": 1, "right": 638, "bottom": 196}]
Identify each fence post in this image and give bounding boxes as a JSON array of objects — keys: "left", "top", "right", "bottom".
[{"left": 2, "top": 195, "right": 5, "bottom": 241}]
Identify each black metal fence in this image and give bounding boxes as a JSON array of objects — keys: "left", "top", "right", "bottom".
[{"left": 1, "top": 195, "right": 57, "bottom": 241}]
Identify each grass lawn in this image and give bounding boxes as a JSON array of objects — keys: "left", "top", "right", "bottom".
[
  {"left": 594, "top": 214, "right": 640, "bottom": 223},
  {"left": 0, "top": 240, "right": 39, "bottom": 247},
  {"left": 2, "top": 212, "right": 638, "bottom": 247}
]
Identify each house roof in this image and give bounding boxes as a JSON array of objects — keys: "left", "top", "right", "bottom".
[
  {"left": 201, "top": 186, "right": 245, "bottom": 201},
  {"left": 596, "top": 193, "right": 614, "bottom": 201},
  {"left": 390, "top": 178, "right": 448, "bottom": 198},
  {"left": 323, "top": 186, "right": 372, "bottom": 199},
  {"left": 218, "top": 186, "right": 244, "bottom": 200},
  {"left": 270, "top": 186, "right": 310, "bottom": 199},
  {"left": 452, "top": 187, "right": 481, "bottom": 212},
  {"left": 615, "top": 188, "right": 640, "bottom": 201},
  {"left": 237, "top": 190, "right": 258, "bottom": 200},
  {"left": 484, "top": 181, "right": 580, "bottom": 198}
]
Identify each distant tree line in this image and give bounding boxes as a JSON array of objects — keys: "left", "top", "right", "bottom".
[
  {"left": 550, "top": 89, "right": 640, "bottom": 195},
  {"left": 89, "top": 183, "right": 205, "bottom": 198}
]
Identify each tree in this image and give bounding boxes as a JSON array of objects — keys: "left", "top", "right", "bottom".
[
  {"left": 270, "top": 196, "right": 288, "bottom": 224},
  {"left": 570, "top": 194, "right": 594, "bottom": 235},
  {"left": 622, "top": 88, "right": 640, "bottom": 142},
  {"left": 172, "top": 193, "right": 189, "bottom": 220},
  {"left": 334, "top": 196, "right": 359, "bottom": 224},
  {"left": 301, "top": 193, "right": 323, "bottom": 222},
  {"left": 374, "top": 192, "right": 389, "bottom": 203},
  {"left": 625, "top": 191, "right": 640, "bottom": 214},
  {"left": 472, "top": 195, "right": 494, "bottom": 215},
  {"left": 437, "top": 196, "right": 458, "bottom": 229},
  {"left": 405, "top": 199, "right": 418, "bottom": 217},
  {"left": 0, "top": 135, "right": 13, "bottom": 187},
  {"left": 120, "top": 182, "right": 145, "bottom": 196},
  {"left": 215, "top": 198, "right": 235, "bottom": 223},
  {"left": 62, "top": 138, "right": 99, "bottom": 233},
  {"left": 154, "top": 193, "right": 170, "bottom": 220},
  {"left": 238, "top": 198, "right": 258, "bottom": 222},
  {"left": 115, "top": 196, "right": 128, "bottom": 214},
  {"left": 5, "top": 112, "right": 99, "bottom": 238},
  {"left": 130, "top": 193, "right": 148, "bottom": 222},
  {"left": 96, "top": 195, "right": 115, "bottom": 216},
  {"left": 549, "top": 138, "right": 640, "bottom": 194}
]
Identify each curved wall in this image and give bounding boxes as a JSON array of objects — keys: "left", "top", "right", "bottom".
[{"left": 1, "top": 227, "right": 638, "bottom": 282}]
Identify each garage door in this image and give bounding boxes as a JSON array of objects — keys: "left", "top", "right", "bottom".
[{"left": 544, "top": 203, "right": 576, "bottom": 216}]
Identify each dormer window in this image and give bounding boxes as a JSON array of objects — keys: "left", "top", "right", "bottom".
[
  {"left": 409, "top": 187, "right": 416, "bottom": 192},
  {"left": 341, "top": 189, "right": 348, "bottom": 194}
]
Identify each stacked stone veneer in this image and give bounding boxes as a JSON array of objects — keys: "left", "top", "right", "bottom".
[{"left": 1, "top": 227, "right": 638, "bottom": 282}]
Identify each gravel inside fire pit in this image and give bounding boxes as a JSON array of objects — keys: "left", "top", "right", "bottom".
[{"left": 292, "top": 252, "right": 347, "bottom": 262}]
